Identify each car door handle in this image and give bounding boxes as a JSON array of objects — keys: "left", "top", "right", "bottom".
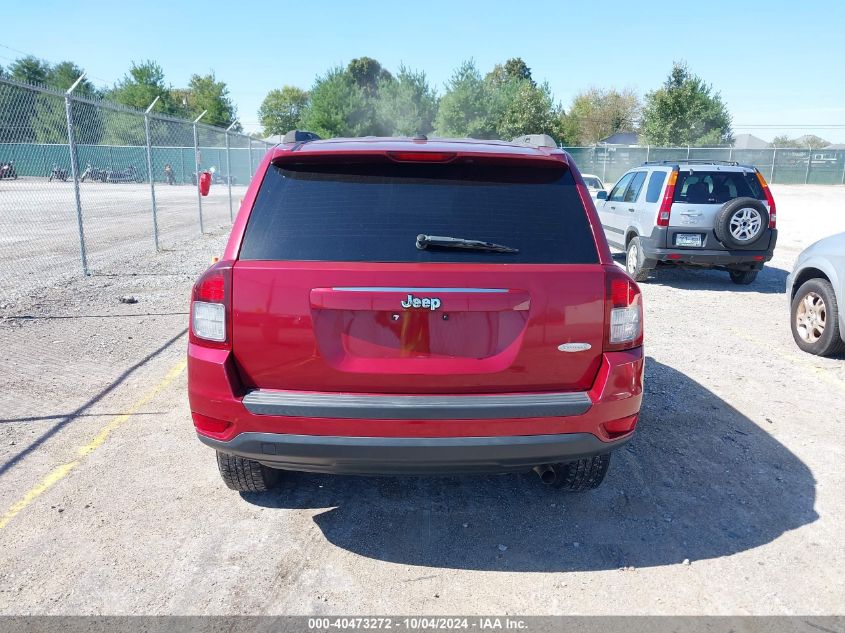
[
  {"left": 609, "top": 205, "right": 616, "bottom": 210},
  {"left": 628, "top": 207, "right": 636, "bottom": 212}
]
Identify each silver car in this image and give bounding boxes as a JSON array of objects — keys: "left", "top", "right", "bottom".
[
  {"left": 786, "top": 232, "right": 845, "bottom": 357},
  {"left": 596, "top": 160, "right": 777, "bottom": 284}
]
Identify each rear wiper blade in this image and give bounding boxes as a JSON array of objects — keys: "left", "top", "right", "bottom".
[{"left": 416, "top": 234, "right": 519, "bottom": 254}]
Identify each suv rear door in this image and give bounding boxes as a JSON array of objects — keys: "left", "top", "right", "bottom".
[
  {"left": 230, "top": 156, "right": 609, "bottom": 395},
  {"left": 669, "top": 168, "right": 768, "bottom": 247}
]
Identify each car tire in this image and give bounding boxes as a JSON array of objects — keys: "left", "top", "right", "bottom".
[
  {"left": 729, "top": 269, "right": 758, "bottom": 285},
  {"left": 216, "top": 451, "right": 281, "bottom": 492},
  {"left": 625, "top": 237, "right": 651, "bottom": 282},
  {"left": 790, "top": 279, "right": 845, "bottom": 357},
  {"left": 714, "top": 197, "right": 769, "bottom": 249},
  {"left": 553, "top": 454, "right": 611, "bottom": 492}
]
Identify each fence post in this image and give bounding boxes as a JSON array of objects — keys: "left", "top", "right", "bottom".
[
  {"left": 600, "top": 147, "right": 607, "bottom": 182},
  {"left": 728, "top": 146, "right": 733, "bottom": 161},
  {"left": 64, "top": 74, "right": 89, "bottom": 276},
  {"left": 144, "top": 96, "right": 160, "bottom": 251},
  {"left": 192, "top": 110, "right": 207, "bottom": 234},
  {"left": 645, "top": 145, "right": 650, "bottom": 163},
  {"left": 248, "top": 136, "right": 254, "bottom": 177},
  {"left": 686, "top": 145, "right": 691, "bottom": 159},
  {"left": 225, "top": 121, "right": 238, "bottom": 222},
  {"left": 841, "top": 151, "right": 845, "bottom": 185},
  {"left": 804, "top": 149, "right": 812, "bottom": 184},
  {"left": 771, "top": 148, "right": 777, "bottom": 183}
]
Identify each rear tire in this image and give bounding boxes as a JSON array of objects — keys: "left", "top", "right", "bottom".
[
  {"left": 791, "top": 278, "right": 845, "bottom": 357},
  {"left": 216, "top": 452, "right": 281, "bottom": 492},
  {"left": 553, "top": 454, "right": 611, "bottom": 491},
  {"left": 729, "top": 269, "right": 758, "bottom": 285},
  {"left": 625, "top": 237, "right": 651, "bottom": 282}
]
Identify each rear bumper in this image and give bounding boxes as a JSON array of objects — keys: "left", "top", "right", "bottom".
[
  {"left": 188, "top": 345, "right": 644, "bottom": 474},
  {"left": 198, "top": 431, "right": 629, "bottom": 474},
  {"left": 640, "top": 228, "right": 777, "bottom": 268}
]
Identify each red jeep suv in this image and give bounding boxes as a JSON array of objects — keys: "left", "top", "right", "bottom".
[{"left": 188, "top": 133, "right": 644, "bottom": 493}]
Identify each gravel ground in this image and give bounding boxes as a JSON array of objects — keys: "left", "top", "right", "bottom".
[{"left": 0, "top": 186, "right": 843, "bottom": 615}]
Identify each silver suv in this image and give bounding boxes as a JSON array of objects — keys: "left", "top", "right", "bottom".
[{"left": 595, "top": 160, "right": 778, "bottom": 284}]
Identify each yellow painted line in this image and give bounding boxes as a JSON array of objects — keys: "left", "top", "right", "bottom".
[
  {"left": 0, "top": 359, "right": 187, "bottom": 530},
  {"left": 729, "top": 327, "right": 845, "bottom": 393}
]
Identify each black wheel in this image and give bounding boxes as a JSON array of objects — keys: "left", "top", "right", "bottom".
[
  {"left": 625, "top": 237, "right": 651, "bottom": 282},
  {"left": 553, "top": 454, "right": 611, "bottom": 492},
  {"left": 729, "top": 269, "right": 758, "bottom": 285},
  {"left": 216, "top": 452, "right": 281, "bottom": 492},
  {"left": 714, "top": 197, "right": 769, "bottom": 248},
  {"left": 791, "top": 279, "right": 845, "bottom": 357}
]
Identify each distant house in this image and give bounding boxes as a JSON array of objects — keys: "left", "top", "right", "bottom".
[
  {"left": 599, "top": 132, "right": 639, "bottom": 146},
  {"left": 733, "top": 134, "right": 769, "bottom": 150}
]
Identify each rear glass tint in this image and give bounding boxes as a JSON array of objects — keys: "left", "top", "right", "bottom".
[
  {"left": 239, "top": 161, "right": 599, "bottom": 264},
  {"left": 674, "top": 170, "right": 765, "bottom": 204}
]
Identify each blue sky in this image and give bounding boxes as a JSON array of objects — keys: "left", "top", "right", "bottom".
[{"left": 4, "top": 0, "right": 844, "bottom": 142}]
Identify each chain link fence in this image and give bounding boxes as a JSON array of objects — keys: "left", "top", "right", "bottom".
[
  {"left": 563, "top": 146, "right": 845, "bottom": 187},
  {"left": 0, "top": 76, "right": 272, "bottom": 305}
]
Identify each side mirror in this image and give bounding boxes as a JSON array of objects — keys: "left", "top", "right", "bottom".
[
  {"left": 199, "top": 171, "right": 212, "bottom": 196},
  {"left": 596, "top": 190, "right": 608, "bottom": 200}
]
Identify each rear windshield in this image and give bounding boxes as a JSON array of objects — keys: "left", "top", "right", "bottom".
[
  {"left": 239, "top": 161, "right": 599, "bottom": 264},
  {"left": 582, "top": 176, "right": 602, "bottom": 189},
  {"left": 674, "top": 170, "right": 765, "bottom": 204}
]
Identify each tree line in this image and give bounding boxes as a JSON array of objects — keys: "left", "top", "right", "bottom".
[
  {"left": 0, "top": 56, "right": 240, "bottom": 146},
  {"left": 260, "top": 58, "right": 735, "bottom": 147}
]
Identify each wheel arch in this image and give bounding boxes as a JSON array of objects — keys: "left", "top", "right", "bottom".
[
  {"left": 624, "top": 228, "right": 640, "bottom": 249},
  {"left": 791, "top": 264, "right": 836, "bottom": 301}
]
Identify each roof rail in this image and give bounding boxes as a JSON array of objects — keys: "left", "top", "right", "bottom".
[
  {"left": 512, "top": 134, "right": 558, "bottom": 149},
  {"left": 283, "top": 130, "right": 321, "bottom": 144},
  {"left": 643, "top": 159, "right": 739, "bottom": 166}
]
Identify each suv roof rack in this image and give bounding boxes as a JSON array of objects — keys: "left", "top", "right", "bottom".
[
  {"left": 643, "top": 159, "right": 739, "bottom": 166},
  {"left": 283, "top": 130, "right": 321, "bottom": 145},
  {"left": 512, "top": 134, "right": 558, "bottom": 149}
]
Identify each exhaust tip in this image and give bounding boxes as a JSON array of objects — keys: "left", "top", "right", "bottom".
[{"left": 533, "top": 464, "right": 558, "bottom": 485}]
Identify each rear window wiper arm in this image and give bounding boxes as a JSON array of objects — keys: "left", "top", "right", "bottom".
[{"left": 416, "top": 234, "right": 519, "bottom": 254}]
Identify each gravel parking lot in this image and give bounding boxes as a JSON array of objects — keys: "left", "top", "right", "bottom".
[
  {"left": 0, "top": 185, "right": 844, "bottom": 615},
  {"left": 0, "top": 179, "right": 245, "bottom": 304}
]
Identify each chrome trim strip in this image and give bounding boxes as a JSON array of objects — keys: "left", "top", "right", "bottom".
[
  {"left": 242, "top": 390, "right": 591, "bottom": 420},
  {"left": 330, "top": 287, "right": 509, "bottom": 293}
]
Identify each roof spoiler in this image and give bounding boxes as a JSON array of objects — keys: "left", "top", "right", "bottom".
[
  {"left": 282, "top": 130, "right": 322, "bottom": 144},
  {"left": 512, "top": 134, "right": 558, "bottom": 149}
]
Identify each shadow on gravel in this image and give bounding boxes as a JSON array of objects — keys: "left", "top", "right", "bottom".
[
  {"left": 243, "top": 358, "right": 817, "bottom": 571},
  {"left": 611, "top": 253, "right": 789, "bottom": 294},
  {"left": 0, "top": 329, "right": 186, "bottom": 477}
]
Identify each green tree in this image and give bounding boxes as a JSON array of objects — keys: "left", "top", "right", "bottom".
[
  {"left": 108, "top": 61, "right": 180, "bottom": 114},
  {"left": 300, "top": 67, "right": 375, "bottom": 137},
  {"left": 259, "top": 86, "right": 309, "bottom": 136},
  {"left": 375, "top": 65, "right": 437, "bottom": 136},
  {"left": 184, "top": 72, "right": 238, "bottom": 128},
  {"left": 486, "top": 57, "right": 534, "bottom": 87},
  {"left": 493, "top": 79, "right": 565, "bottom": 141},
  {"left": 770, "top": 134, "right": 829, "bottom": 149},
  {"left": 567, "top": 87, "right": 641, "bottom": 145},
  {"left": 347, "top": 57, "right": 392, "bottom": 96},
  {"left": 640, "top": 62, "right": 732, "bottom": 146},
  {"left": 9, "top": 56, "right": 51, "bottom": 85},
  {"left": 434, "top": 60, "right": 497, "bottom": 138}
]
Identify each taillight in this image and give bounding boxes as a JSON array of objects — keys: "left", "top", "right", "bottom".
[
  {"left": 756, "top": 170, "right": 777, "bottom": 228},
  {"left": 656, "top": 169, "right": 678, "bottom": 227},
  {"left": 604, "top": 269, "right": 643, "bottom": 352},
  {"left": 190, "top": 261, "right": 233, "bottom": 349}
]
